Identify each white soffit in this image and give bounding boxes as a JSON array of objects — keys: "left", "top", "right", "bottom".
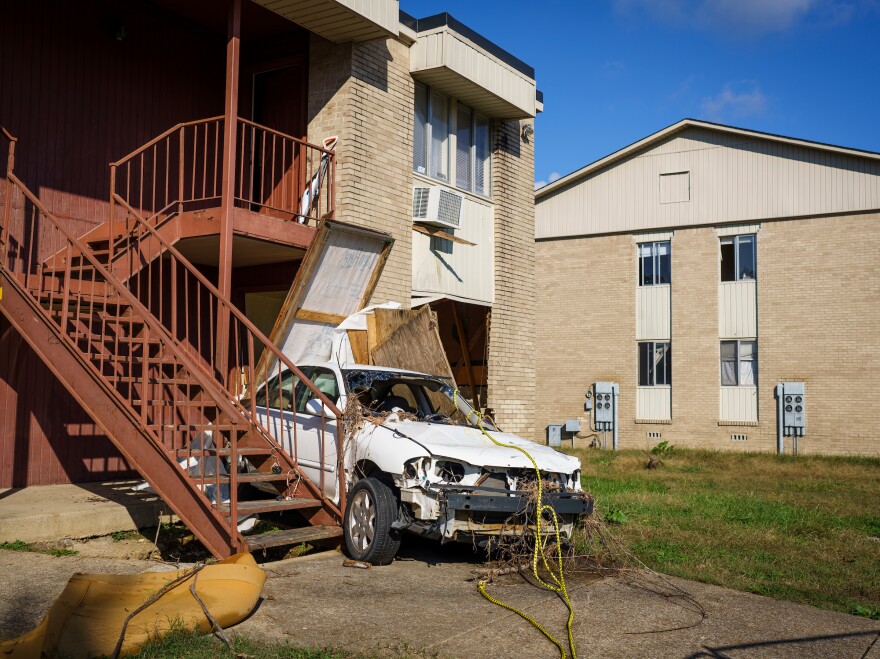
[
  {"left": 411, "top": 27, "right": 536, "bottom": 119},
  {"left": 253, "top": 0, "right": 398, "bottom": 44}
]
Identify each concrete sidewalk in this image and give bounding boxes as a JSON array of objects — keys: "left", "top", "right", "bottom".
[
  {"left": 0, "top": 481, "right": 173, "bottom": 543},
  {"left": 238, "top": 542, "right": 880, "bottom": 658},
  {"left": 0, "top": 540, "right": 877, "bottom": 658}
]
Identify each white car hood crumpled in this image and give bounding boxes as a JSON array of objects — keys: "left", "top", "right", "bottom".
[{"left": 389, "top": 420, "right": 580, "bottom": 474}]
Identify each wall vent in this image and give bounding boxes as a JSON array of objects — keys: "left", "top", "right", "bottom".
[
  {"left": 412, "top": 185, "right": 463, "bottom": 230},
  {"left": 731, "top": 433, "right": 748, "bottom": 442},
  {"left": 647, "top": 431, "right": 662, "bottom": 440}
]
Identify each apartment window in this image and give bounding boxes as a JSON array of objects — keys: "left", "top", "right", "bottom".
[
  {"left": 638, "top": 241, "right": 671, "bottom": 286},
  {"left": 413, "top": 82, "right": 491, "bottom": 196},
  {"left": 721, "top": 340, "right": 757, "bottom": 386},
  {"left": 639, "top": 342, "right": 671, "bottom": 386},
  {"left": 720, "top": 234, "right": 756, "bottom": 281}
]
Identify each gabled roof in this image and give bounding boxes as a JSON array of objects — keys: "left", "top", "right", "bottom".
[{"left": 536, "top": 118, "right": 880, "bottom": 200}]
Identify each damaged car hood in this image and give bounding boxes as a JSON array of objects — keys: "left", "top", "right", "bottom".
[{"left": 387, "top": 421, "right": 580, "bottom": 474}]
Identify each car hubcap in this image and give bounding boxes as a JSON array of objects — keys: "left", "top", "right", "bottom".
[{"left": 350, "top": 489, "right": 376, "bottom": 552}]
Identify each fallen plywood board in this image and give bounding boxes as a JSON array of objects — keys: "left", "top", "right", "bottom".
[
  {"left": 256, "top": 220, "right": 393, "bottom": 382},
  {"left": 370, "top": 307, "right": 455, "bottom": 382}
]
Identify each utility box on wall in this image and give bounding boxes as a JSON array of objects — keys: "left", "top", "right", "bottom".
[
  {"left": 782, "top": 382, "right": 806, "bottom": 436},
  {"left": 547, "top": 424, "right": 563, "bottom": 447},
  {"left": 594, "top": 381, "right": 616, "bottom": 430}
]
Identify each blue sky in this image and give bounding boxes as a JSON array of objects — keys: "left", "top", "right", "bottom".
[{"left": 400, "top": 0, "right": 880, "bottom": 188}]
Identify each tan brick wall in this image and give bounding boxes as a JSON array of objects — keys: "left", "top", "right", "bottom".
[
  {"left": 536, "top": 212, "right": 880, "bottom": 456},
  {"left": 488, "top": 120, "right": 537, "bottom": 440},
  {"left": 308, "top": 35, "right": 414, "bottom": 304},
  {"left": 308, "top": 37, "right": 539, "bottom": 438}
]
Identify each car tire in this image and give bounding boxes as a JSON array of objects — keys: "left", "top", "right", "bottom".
[{"left": 344, "top": 476, "right": 401, "bottom": 565}]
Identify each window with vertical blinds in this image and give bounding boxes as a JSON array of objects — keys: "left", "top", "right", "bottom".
[
  {"left": 429, "top": 91, "right": 449, "bottom": 181},
  {"left": 413, "top": 84, "right": 428, "bottom": 175},
  {"left": 456, "top": 105, "right": 472, "bottom": 190},
  {"left": 412, "top": 82, "right": 491, "bottom": 197}
]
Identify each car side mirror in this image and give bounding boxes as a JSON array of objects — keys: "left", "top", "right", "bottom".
[{"left": 305, "top": 398, "right": 336, "bottom": 419}]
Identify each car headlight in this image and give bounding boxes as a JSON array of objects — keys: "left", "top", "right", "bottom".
[{"left": 435, "top": 460, "right": 466, "bottom": 483}]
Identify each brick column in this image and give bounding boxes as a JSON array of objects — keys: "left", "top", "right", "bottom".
[{"left": 488, "top": 119, "right": 537, "bottom": 439}]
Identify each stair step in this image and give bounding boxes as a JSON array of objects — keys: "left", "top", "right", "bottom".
[
  {"left": 146, "top": 423, "right": 237, "bottom": 432},
  {"left": 217, "top": 498, "right": 322, "bottom": 515},
  {"left": 245, "top": 525, "right": 343, "bottom": 550},
  {"left": 136, "top": 399, "right": 218, "bottom": 407},
  {"left": 218, "top": 471, "right": 291, "bottom": 483},
  {"left": 174, "top": 447, "right": 273, "bottom": 457},
  {"left": 110, "top": 376, "right": 199, "bottom": 385}
]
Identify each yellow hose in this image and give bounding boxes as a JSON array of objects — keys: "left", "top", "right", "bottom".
[{"left": 456, "top": 391, "right": 577, "bottom": 659}]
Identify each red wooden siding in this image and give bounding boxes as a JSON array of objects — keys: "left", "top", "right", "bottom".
[
  {"left": 0, "top": 315, "right": 136, "bottom": 487},
  {"left": 0, "top": 0, "right": 226, "bottom": 233}
]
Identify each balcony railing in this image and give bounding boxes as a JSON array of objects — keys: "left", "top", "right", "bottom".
[{"left": 108, "top": 117, "right": 336, "bottom": 255}]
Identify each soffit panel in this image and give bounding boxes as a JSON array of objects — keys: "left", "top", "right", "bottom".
[
  {"left": 253, "top": 0, "right": 398, "bottom": 43},
  {"left": 411, "top": 29, "right": 536, "bottom": 119}
]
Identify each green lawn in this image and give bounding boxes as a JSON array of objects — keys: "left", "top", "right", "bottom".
[{"left": 569, "top": 447, "right": 880, "bottom": 619}]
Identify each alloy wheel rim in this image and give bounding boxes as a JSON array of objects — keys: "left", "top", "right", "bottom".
[{"left": 350, "top": 489, "right": 376, "bottom": 552}]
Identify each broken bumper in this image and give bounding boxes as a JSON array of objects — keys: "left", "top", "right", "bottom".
[{"left": 428, "top": 484, "right": 593, "bottom": 540}]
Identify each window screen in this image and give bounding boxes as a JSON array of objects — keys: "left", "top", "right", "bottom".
[
  {"left": 474, "top": 114, "right": 491, "bottom": 196},
  {"left": 413, "top": 83, "right": 428, "bottom": 175},
  {"left": 456, "top": 105, "right": 472, "bottom": 190},
  {"left": 429, "top": 91, "right": 449, "bottom": 181}
]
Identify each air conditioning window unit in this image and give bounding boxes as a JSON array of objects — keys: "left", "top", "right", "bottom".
[{"left": 412, "top": 185, "right": 463, "bottom": 230}]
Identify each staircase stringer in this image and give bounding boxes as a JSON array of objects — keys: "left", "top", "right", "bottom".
[{"left": 0, "top": 270, "right": 243, "bottom": 558}]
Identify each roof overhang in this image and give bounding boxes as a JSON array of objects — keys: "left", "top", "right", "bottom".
[
  {"left": 251, "top": 0, "right": 399, "bottom": 44},
  {"left": 408, "top": 14, "right": 537, "bottom": 119}
]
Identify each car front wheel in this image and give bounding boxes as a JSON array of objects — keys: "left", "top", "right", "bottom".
[{"left": 344, "top": 477, "right": 401, "bottom": 565}]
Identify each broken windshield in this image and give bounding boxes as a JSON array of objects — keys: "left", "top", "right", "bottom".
[{"left": 343, "top": 369, "right": 494, "bottom": 430}]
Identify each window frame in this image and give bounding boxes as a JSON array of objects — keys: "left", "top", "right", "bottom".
[
  {"left": 638, "top": 240, "right": 671, "bottom": 286},
  {"left": 720, "top": 340, "right": 758, "bottom": 386},
  {"left": 413, "top": 82, "right": 491, "bottom": 198},
  {"left": 720, "top": 234, "right": 757, "bottom": 282},
  {"left": 638, "top": 341, "right": 672, "bottom": 387}
]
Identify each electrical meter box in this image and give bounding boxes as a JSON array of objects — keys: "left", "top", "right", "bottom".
[
  {"left": 594, "top": 381, "right": 616, "bottom": 430},
  {"left": 547, "top": 424, "right": 563, "bottom": 447},
  {"left": 782, "top": 382, "right": 806, "bottom": 436},
  {"left": 565, "top": 419, "right": 581, "bottom": 433}
]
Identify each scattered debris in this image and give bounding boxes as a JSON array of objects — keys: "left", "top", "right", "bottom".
[{"left": 342, "top": 559, "right": 371, "bottom": 570}]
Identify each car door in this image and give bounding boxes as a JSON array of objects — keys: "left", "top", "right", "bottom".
[
  {"left": 251, "top": 369, "right": 302, "bottom": 456},
  {"left": 279, "top": 366, "right": 341, "bottom": 503}
]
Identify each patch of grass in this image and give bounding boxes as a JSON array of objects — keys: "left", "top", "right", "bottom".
[
  {"left": 0, "top": 539, "right": 79, "bottom": 557},
  {"left": 569, "top": 447, "right": 880, "bottom": 620},
  {"left": 111, "top": 530, "right": 141, "bottom": 542},
  {"left": 132, "top": 623, "right": 350, "bottom": 658},
  {"left": 0, "top": 540, "right": 31, "bottom": 552}
]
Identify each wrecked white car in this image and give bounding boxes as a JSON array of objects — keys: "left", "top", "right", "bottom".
[{"left": 250, "top": 363, "right": 591, "bottom": 565}]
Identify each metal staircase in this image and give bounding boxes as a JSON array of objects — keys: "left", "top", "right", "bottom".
[{"left": 0, "top": 126, "right": 344, "bottom": 558}]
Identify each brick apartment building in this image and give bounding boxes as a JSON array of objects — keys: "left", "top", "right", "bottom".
[
  {"left": 534, "top": 119, "right": 880, "bottom": 455},
  {"left": 0, "top": 0, "right": 540, "bottom": 494}
]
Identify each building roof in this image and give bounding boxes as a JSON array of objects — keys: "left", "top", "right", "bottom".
[{"left": 536, "top": 118, "right": 880, "bottom": 201}]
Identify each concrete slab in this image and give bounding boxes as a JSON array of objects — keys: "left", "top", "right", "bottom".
[
  {"left": 0, "top": 481, "right": 175, "bottom": 543},
  {"left": 0, "top": 539, "right": 877, "bottom": 657},
  {"left": 237, "top": 540, "right": 880, "bottom": 658}
]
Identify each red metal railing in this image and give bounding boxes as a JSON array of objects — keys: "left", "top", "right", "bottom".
[
  {"left": 107, "top": 117, "right": 335, "bottom": 259},
  {"left": 1, "top": 129, "right": 346, "bottom": 555}
]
